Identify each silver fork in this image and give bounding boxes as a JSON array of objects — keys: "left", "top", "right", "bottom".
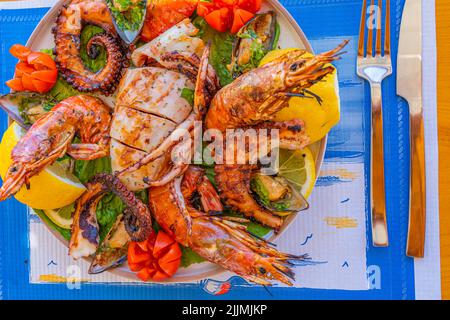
[{"left": 357, "top": 0, "right": 392, "bottom": 247}]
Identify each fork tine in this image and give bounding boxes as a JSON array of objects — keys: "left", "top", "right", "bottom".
[
  {"left": 375, "top": 0, "right": 382, "bottom": 55},
  {"left": 367, "top": 0, "right": 375, "bottom": 56},
  {"left": 358, "top": 0, "right": 367, "bottom": 57},
  {"left": 385, "top": 0, "right": 391, "bottom": 55}
]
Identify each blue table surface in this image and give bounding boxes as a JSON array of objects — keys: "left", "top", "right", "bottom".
[{"left": 0, "top": 0, "right": 415, "bottom": 300}]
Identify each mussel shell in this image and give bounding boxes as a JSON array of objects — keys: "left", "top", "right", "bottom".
[
  {"left": 230, "top": 11, "right": 277, "bottom": 77},
  {"left": 0, "top": 92, "right": 47, "bottom": 129},
  {"left": 106, "top": 0, "right": 148, "bottom": 45},
  {"left": 252, "top": 174, "right": 309, "bottom": 214},
  {"left": 89, "top": 214, "right": 130, "bottom": 274},
  {"left": 271, "top": 181, "right": 310, "bottom": 213}
]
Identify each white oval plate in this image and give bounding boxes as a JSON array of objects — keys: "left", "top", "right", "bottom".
[{"left": 24, "top": 0, "right": 327, "bottom": 283}]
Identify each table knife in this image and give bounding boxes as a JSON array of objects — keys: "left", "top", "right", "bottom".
[{"left": 397, "top": 0, "right": 426, "bottom": 258}]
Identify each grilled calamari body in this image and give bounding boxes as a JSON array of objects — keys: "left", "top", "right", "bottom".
[
  {"left": 114, "top": 21, "right": 218, "bottom": 190},
  {"left": 110, "top": 67, "right": 194, "bottom": 191}
]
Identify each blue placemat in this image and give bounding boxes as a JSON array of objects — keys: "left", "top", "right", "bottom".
[{"left": 0, "top": 0, "right": 415, "bottom": 300}]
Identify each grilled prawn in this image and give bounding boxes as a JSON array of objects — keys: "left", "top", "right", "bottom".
[
  {"left": 0, "top": 95, "right": 112, "bottom": 201},
  {"left": 205, "top": 41, "right": 348, "bottom": 229},
  {"left": 149, "top": 166, "right": 307, "bottom": 286},
  {"left": 205, "top": 40, "right": 349, "bottom": 131}
]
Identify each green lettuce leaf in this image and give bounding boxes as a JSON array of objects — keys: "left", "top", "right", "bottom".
[
  {"left": 193, "top": 16, "right": 235, "bottom": 86},
  {"left": 181, "top": 246, "right": 205, "bottom": 267},
  {"left": 80, "top": 25, "right": 107, "bottom": 73}
]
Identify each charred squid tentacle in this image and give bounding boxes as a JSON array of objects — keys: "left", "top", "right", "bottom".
[{"left": 160, "top": 51, "right": 220, "bottom": 100}]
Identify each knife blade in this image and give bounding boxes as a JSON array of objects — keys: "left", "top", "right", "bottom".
[{"left": 397, "top": 0, "right": 426, "bottom": 258}]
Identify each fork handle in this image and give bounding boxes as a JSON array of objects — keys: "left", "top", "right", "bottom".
[{"left": 370, "top": 82, "right": 389, "bottom": 247}]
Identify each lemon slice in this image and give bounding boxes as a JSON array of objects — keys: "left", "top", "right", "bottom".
[
  {"left": 260, "top": 48, "right": 341, "bottom": 144},
  {"left": 277, "top": 147, "right": 316, "bottom": 199},
  {"left": 0, "top": 122, "right": 86, "bottom": 209},
  {"left": 43, "top": 204, "right": 75, "bottom": 229}
]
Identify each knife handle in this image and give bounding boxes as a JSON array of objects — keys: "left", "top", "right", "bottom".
[
  {"left": 407, "top": 108, "right": 426, "bottom": 258},
  {"left": 370, "top": 82, "right": 389, "bottom": 247}
]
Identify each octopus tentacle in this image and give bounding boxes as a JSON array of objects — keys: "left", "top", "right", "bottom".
[
  {"left": 53, "top": 0, "right": 127, "bottom": 95},
  {"left": 69, "top": 174, "right": 152, "bottom": 259},
  {"left": 89, "top": 174, "right": 153, "bottom": 242}
]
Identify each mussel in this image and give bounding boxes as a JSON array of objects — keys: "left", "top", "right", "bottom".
[
  {"left": 89, "top": 214, "right": 131, "bottom": 274},
  {"left": 229, "top": 11, "right": 278, "bottom": 78},
  {"left": 0, "top": 92, "right": 53, "bottom": 129},
  {"left": 251, "top": 173, "right": 309, "bottom": 216}
]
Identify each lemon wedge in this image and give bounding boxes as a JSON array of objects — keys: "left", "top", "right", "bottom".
[
  {"left": 0, "top": 122, "right": 86, "bottom": 209},
  {"left": 43, "top": 204, "right": 74, "bottom": 230},
  {"left": 260, "top": 48, "right": 341, "bottom": 144},
  {"left": 277, "top": 147, "right": 316, "bottom": 200}
]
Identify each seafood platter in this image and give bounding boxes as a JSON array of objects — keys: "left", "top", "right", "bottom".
[{"left": 0, "top": 0, "right": 346, "bottom": 284}]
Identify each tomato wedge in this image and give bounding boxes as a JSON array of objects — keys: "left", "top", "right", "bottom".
[
  {"left": 15, "top": 62, "right": 35, "bottom": 78},
  {"left": 197, "top": 2, "right": 218, "bottom": 17},
  {"left": 128, "top": 242, "right": 152, "bottom": 264},
  {"left": 21, "top": 73, "right": 37, "bottom": 92},
  {"left": 127, "top": 230, "right": 182, "bottom": 282},
  {"left": 32, "top": 79, "right": 53, "bottom": 94},
  {"left": 159, "top": 242, "right": 182, "bottom": 264},
  {"left": 27, "top": 52, "right": 57, "bottom": 70},
  {"left": 152, "top": 270, "right": 170, "bottom": 281},
  {"left": 205, "top": 7, "right": 232, "bottom": 33},
  {"left": 6, "top": 45, "right": 58, "bottom": 93},
  {"left": 31, "top": 69, "right": 58, "bottom": 84},
  {"left": 9, "top": 44, "right": 32, "bottom": 61},
  {"left": 153, "top": 230, "right": 175, "bottom": 257},
  {"left": 197, "top": 0, "right": 257, "bottom": 33},
  {"left": 5, "top": 78, "right": 24, "bottom": 91},
  {"left": 137, "top": 267, "right": 154, "bottom": 281},
  {"left": 159, "top": 252, "right": 181, "bottom": 276},
  {"left": 230, "top": 8, "right": 254, "bottom": 33},
  {"left": 237, "top": 0, "right": 261, "bottom": 13}
]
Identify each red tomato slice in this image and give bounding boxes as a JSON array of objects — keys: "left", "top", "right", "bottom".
[
  {"left": 128, "top": 230, "right": 181, "bottom": 282},
  {"left": 237, "top": 0, "right": 261, "bottom": 13},
  {"left": 21, "top": 73, "right": 37, "bottom": 92},
  {"left": 15, "top": 62, "right": 35, "bottom": 78},
  {"left": 205, "top": 7, "right": 232, "bottom": 33},
  {"left": 9, "top": 44, "right": 32, "bottom": 61},
  {"left": 159, "top": 242, "right": 182, "bottom": 263},
  {"left": 152, "top": 270, "right": 170, "bottom": 281},
  {"left": 32, "top": 79, "right": 53, "bottom": 94},
  {"left": 128, "top": 242, "right": 152, "bottom": 264},
  {"left": 216, "top": 0, "right": 237, "bottom": 7},
  {"left": 128, "top": 262, "right": 145, "bottom": 272},
  {"left": 31, "top": 69, "right": 58, "bottom": 84},
  {"left": 153, "top": 231, "right": 176, "bottom": 258},
  {"left": 6, "top": 78, "right": 24, "bottom": 91},
  {"left": 136, "top": 238, "right": 150, "bottom": 252},
  {"left": 230, "top": 8, "right": 254, "bottom": 33},
  {"left": 137, "top": 267, "right": 154, "bottom": 281},
  {"left": 159, "top": 257, "right": 181, "bottom": 276},
  {"left": 197, "top": 2, "right": 218, "bottom": 17},
  {"left": 27, "top": 52, "right": 57, "bottom": 70}
]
